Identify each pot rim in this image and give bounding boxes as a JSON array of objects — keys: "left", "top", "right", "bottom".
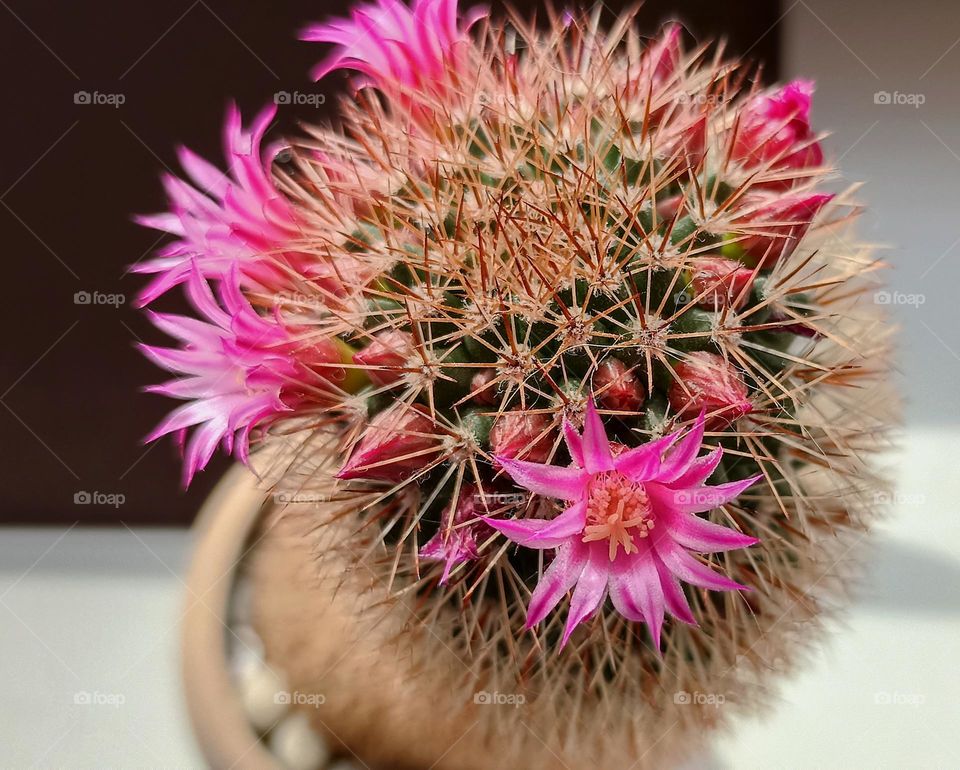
[{"left": 181, "top": 463, "right": 279, "bottom": 770}]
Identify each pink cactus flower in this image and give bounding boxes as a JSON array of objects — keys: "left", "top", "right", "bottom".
[
  {"left": 732, "top": 80, "right": 823, "bottom": 179},
  {"left": 133, "top": 104, "right": 324, "bottom": 306},
  {"left": 419, "top": 483, "right": 491, "bottom": 584},
  {"left": 302, "top": 0, "right": 487, "bottom": 108},
  {"left": 686, "top": 256, "right": 755, "bottom": 310},
  {"left": 337, "top": 401, "right": 444, "bottom": 481},
  {"left": 141, "top": 266, "right": 343, "bottom": 485},
  {"left": 668, "top": 352, "right": 753, "bottom": 422},
  {"left": 489, "top": 410, "right": 555, "bottom": 464},
  {"left": 735, "top": 192, "right": 834, "bottom": 267},
  {"left": 484, "top": 400, "right": 760, "bottom": 648}
]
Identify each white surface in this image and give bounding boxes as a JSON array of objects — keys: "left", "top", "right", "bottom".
[
  {"left": 712, "top": 428, "right": 960, "bottom": 768},
  {"left": 783, "top": 0, "right": 960, "bottom": 427},
  {"left": 1, "top": 430, "right": 959, "bottom": 768},
  {"left": 0, "top": 528, "right": 205, "bottom": 768}
]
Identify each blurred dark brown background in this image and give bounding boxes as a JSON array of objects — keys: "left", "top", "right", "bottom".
[{"left": 0, "top": 0, "right": 781, "bottom": 525}]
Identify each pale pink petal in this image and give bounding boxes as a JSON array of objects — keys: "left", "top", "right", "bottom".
[
  {"left": 581, "top": 399, "right": 614, "bottom": 473},
  {"left": 608, "top": 565, "right": 645, "bottom": 623},
  {"left": 654, "top": 535, "right": 748, "bottom": 592},
  {"left": 176, "top": 145, "right": 230, "bottom": 198},
  {"left": 613, "top": 430, "right": 681, "bottom": 481},
  {"left": 483, "top": 500, "right": 586, "bottom": 550},
  {"left": 635, "top": 558, "right": 667, "bottom": 649},
  {"left": 664, "top": 508, "right": 759, "bottom": 554},
  {"left": 495, "top": 456, "right": 588, "bottom": 501},
  {"left": 134, "top": 212, "right": 184, "bottom": 235},
  {"left": 652, "top": 550, "right": 697, "bottom": 626},
  {"left": 610, "top": 541, "right": 664, "bottom": 651},
  {"left": 525, "top": 541, "right": 588, "bottom": 628},
  {"left": 669, "top": 447, "right": 723, "bottom": 488},
  {"left": 668, "top": 475, "right": 762, "bottom": 514},
  {"left": 145, "top": 396, "right": 233, "bottom": 441},
  {"left": 656, "top": 410, "right": 706, "bottom": 483},
  {"left": 181, "top": 416, "right": 228, "bottom": 486},
  {"left": 563, "top": 420, "right": 584, "bottom": 467},
  {"left": 560, "top": 544, "right": 609, "bottom": 648}
]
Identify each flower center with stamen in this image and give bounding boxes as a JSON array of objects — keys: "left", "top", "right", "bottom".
[{"left": 583, "top": 472, "right": 655, "bottom": 560}]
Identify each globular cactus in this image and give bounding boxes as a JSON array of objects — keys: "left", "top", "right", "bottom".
[{"left": 138, "top": 2, "right": 895, "bottom": 767}]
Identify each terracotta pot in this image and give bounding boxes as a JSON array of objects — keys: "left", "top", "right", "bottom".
[{"left": 181, "top": 464, "right": 279, "bottom": 770}]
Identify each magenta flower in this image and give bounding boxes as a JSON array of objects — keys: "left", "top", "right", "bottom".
[
  {"left": 133, "top": 104, "right": 318, "bottom": 306},
  {"left": 485, "top": 401, "right": 760, "bottom": 649},
  {"left": 141, "top": 265, "right": 342, "bottom": 485},
  {"left": 733, "top": 80, "right": 823, "bottom": 179},
  {"left": 302, "top": 0, "right": 486, "bottom": 104}
]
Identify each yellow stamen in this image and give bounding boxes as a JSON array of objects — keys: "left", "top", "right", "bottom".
[{"left": 582, "top": 472, "right": 655, "bottom": 560}]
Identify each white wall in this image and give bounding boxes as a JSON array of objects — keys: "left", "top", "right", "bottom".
[{"left": 783, "top": 0, "right": 960, "bottom": 426}]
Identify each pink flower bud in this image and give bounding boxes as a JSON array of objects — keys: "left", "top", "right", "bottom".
[
  {"left": 733, "top": 80, "right": 823, "bottom": 178},
  {"left": 668, "top": 352, "right": 752, "bottom": 422},
  {"left": 296, "top": 336, "right": 347, "bottom": 387},
  {"left": 489, "top": 411, "right": 554, "bottom": 464},
  {"left": 306, "top": 253, "right": 373, "bottom": 302},
  {"left": 419, "top": 483, "right": 491, "bottom": 585},
  {"left": 678, "top": 114, "right": 706, "bottom": 169},
  {"left": 656, "top": 194, "right": 684, "bottom": 223},
  {"left": 594, "top": 358, "right": 646, "bottom": 412},
  {"left": 645, "top": 24, "right": 682, "bottom": 83},
  {"left": 736, "top": 193, "right": 834, "bottom": 267},
  {"left": 686, "top": 257, "right": 755, "bottom": 310},
  {"left": 626, "top": 25, "right": 682, "bottom": 123},
  {"left": 469, "top": 370, "right": 498, "bottom": 405},
  {"left": 337, "top": 403, "right": 443, "bottom": 482},
  {"left": 354, "top": 330, "right": 415, "bottom": 386}
]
